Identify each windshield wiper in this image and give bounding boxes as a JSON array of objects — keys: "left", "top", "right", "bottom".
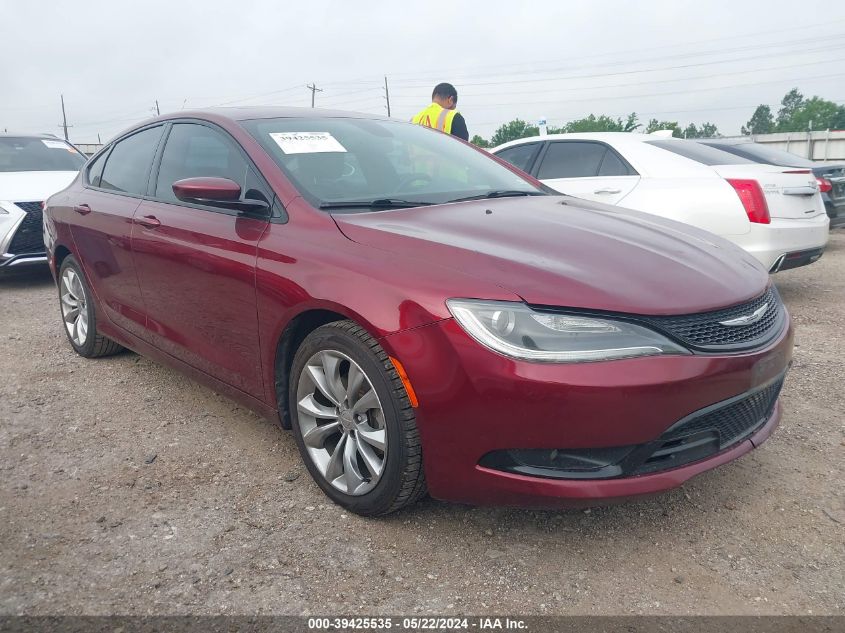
[
  {"left": 319, "top": 198, "right": 434, "bottom": 210},
  {"left": 446, "top": 190, "right": 546, "bottom": 203}
]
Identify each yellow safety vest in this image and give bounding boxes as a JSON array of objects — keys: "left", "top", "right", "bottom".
[{"left": 412, "top": 103, "right": 459, "bottom": 135}]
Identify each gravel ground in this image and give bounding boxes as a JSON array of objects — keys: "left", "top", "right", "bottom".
[{"left": 1, "top": 232, "right": 843, "bottom": 616}]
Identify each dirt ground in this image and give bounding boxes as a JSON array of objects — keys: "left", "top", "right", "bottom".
[{"left": 1, "top": 233, "right": 843, "bottom": 617}]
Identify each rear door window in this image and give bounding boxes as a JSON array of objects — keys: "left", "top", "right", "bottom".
[
  {"left": 537, "top": 142, "right": 607, "bottom": 179},
  {"left": 495, "top": 143, "right": 542, "bottom": 173},
  {"left": 100, "top": 126, "right": 164, "bottom": 195},
  {"left": 154, "top": 123, "right": 248, "bottom": 203},
  {"left": 86, "top": 149, "right": 109, "bottom": 187},
  {"left": 598, "top": 148, "right": 633, "bottom": 176}
]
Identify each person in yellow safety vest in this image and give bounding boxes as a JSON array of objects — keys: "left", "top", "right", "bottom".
[{"left": 411, "top": 83, "right": 469, "bottom": 141}]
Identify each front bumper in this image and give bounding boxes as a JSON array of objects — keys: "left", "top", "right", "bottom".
[
  {"left": 0, "top": 201, "right": 47, "bottom": 270},
  {"left": 0, "top": 253, "right": 49, "bottom": 269},
  {"left": 383, "top": 314, "right": 793, "bottom": 508}
]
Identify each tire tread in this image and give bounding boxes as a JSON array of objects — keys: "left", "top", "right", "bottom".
[{"left": 303, "top": 320, "right": 427, "bottom": 515}]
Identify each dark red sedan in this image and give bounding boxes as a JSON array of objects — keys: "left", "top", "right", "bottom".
[{"left": 44, "top": 108, "right": 793, "bottom": 515}]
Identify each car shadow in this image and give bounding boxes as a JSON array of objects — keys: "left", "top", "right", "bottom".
[{"left": 0, "top": 268, "right": 55, "bottom": 289}]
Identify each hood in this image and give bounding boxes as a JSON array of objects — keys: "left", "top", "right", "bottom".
[
  {"left": 332, "top": 196, "right": 769, "bottom": 316},
  {"left": 0, "top": 171, "right": 79, "bottom": 203}
]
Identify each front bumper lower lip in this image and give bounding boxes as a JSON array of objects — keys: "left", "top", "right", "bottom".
[
  {"left": 0, "top": 253, "right": 48, "bottom": 268},
  {"left": 472, "top": 400, "right": 781, "bottom": 509}
]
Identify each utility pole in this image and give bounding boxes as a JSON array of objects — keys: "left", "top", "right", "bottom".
[
  {"left": 155, "top": 100, "right": 160, "bottom": 116},
  {"left": 59, "top": 94, "right": 71, "bottom": 141},
  {"left": 383, "top": 76, "right": 391, "bottom": 117},
  {"left": 306, "top": 83, "right": 322, "bottom": 108}
]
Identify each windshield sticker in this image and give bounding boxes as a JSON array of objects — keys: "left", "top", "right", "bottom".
[
  {"left": 269, "top": 132, "right": 347, "bottom": 154},
  {"left": 42, "top": 139, "right": 75, "bottom": 151}
]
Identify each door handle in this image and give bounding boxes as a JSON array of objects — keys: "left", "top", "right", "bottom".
[
  {"left": 594, "top": 188, "right": 621, "bottom": 195},
  {"left": 73, "top": 204, "right": 92, "bottom": 215},
  {"left": 135, "top": 215, "right": 161, "bottom": 229}
]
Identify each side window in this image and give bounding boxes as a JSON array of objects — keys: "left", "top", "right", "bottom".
[
  {"left": 100, "top": 126, "right": 163, "bottom": 195},
  {"left": 86, "top": 149, "right": 109, "bottom": 187},
  {"left": 597, "top": 149, "right": 632, "bottom": 176},
  {"left": 154, "top": 123, "right": 248, "bottom": 203},
  {"left": 537, "top": 142, "right": 606, "bottom": 179},
  {"left": 495, "top": 143, "right": 541, "bottom": 173}
]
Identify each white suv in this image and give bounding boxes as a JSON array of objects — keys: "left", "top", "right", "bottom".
[{"left": 1, "top": 134, "right": 85, "bottom": 271}]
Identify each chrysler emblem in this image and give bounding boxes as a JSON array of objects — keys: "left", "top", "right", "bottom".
[{"left": 719, "top": 303, "right": 769, "bottom": 327}]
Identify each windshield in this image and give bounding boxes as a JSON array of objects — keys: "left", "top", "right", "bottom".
[
  {"left": 240, "top": 117, "right": 544, "bottom": 209},
  {"left": 705, "top": 142, "right": 816, "bottom": 168},
  {"left": 0, "top": 137, "right": 86, "bottom": 172}
]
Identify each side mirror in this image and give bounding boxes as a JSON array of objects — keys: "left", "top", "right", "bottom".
[{"left": 172, "top": 177, "right": 269, "bottom": 214}]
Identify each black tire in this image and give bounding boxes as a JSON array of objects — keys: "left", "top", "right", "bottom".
[
  {"left": 58, "top": 255, "right": 124, "bottom": 358},
  {"left": 289, "top": 320, "right": 426, "bottom": 516}
]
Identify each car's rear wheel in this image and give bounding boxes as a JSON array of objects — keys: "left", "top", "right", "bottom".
[
  {"left": 58, "top": 255, "right": 123, "bottom": 358},
  {"left": 289, "top": 320, "right": 426, "bottom": 516}
]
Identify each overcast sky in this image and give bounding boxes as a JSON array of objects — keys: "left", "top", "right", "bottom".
[{"left": 3, "top": 0, "right": 844, "bottom": 143}]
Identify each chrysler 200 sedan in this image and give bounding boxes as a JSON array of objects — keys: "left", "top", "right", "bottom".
[{"left": 44, "top": 108, "right": 793, "bottom": 516}]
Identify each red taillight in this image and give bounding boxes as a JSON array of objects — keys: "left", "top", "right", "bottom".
[
  {"left": 816, "top": 177, "right": 833, "bottom": 193},
  {"left": 727, "top": 178, "right": 771, "bottom": 224}
]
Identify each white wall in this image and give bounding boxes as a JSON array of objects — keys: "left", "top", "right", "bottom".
[{"left": 720, "top": 130, "right": 845, "bottom": 162}]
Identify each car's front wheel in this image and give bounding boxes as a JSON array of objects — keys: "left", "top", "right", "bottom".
[
  {"left": 289, "top": 320, "right": 426, "bottom": 516},
  {"left": 58, "top": 255, "right": 123, "bottom": 358}
]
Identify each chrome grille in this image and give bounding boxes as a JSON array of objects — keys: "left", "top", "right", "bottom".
[{"left": 639, "top": 287, "right": 784, "bottom": 351}]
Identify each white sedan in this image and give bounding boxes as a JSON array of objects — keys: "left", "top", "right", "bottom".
[
  {"left": 1, "top": 134, "right": 85, "bottom": 271},
  {"left": 491, "top": 133, "right": 829, "bottom": 272}
]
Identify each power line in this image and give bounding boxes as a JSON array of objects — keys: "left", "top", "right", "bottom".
[
  {"left": 377, "top": 20, "right": 845, "bottom": 82},
  {"left": 397, "top": 71, "right": 845, "bottom": 111},
  {"left": 388, "top": 42, "right": 845, "bottom": 91},
  {"left": 388, "top": 55, "right": 845, "bottom": 102}
]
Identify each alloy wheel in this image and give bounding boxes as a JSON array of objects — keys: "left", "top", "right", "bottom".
[
  {"left": 295, "top": 350, "right": 387, "bottom": 496},
  {"left": 60, "top": 268, "right": 88, "bottom": 347}
]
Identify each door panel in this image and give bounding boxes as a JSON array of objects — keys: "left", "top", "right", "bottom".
[
  {"left": 131, "top": 202, "right": 268, "bottom": 397},
  {"left": 67, "top": 127, "right": 165, "bottom": 338},
  {"left": 131, "top": 121, "right": 270, "bottom": 398},
  {"left": 68, "top": 189, "right": 147, "bottom": 337},
  {"left": 535, "top": 140, "right": 639, "bottom": 204},
  {"left": 541, "top": 175, "right": 640, "bottom": 205}
]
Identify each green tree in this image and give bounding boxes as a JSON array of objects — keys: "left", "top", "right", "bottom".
[
  {"left": 645, "top": 119, "right": 681, "bottom": 137},
  {"left": 557, "top": 112, "right": 640, "bottom": 133},
  {"left": 682, "top": 122, "right": 719, "bottom": 138},
  {"left": 741, "top": 105, "right": 774, "bottom": 135},
  {"left": 682, "top": 123, "right": 699, "bottom": 138},
  {"left": 783, "top": 96, "right": 845, "bottom": 132},
  {"left": 490, "top": 119, "right": 539, "bottom": 146},
  {"left": 776, "top": 88, "right": 805, "bottom": 130},
  {"left": 470, "top": 134, "right": 490, "bottom": 148},
  {"left": 699, "top": 122, "right": 720, "bottom": 138}
]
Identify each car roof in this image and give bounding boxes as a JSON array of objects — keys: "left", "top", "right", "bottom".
[
  {"left": 491, "top": 132, "right": 687, "bottom": 152},
  {"left": 160, "top": 106, "right": 390, "bottom": 123}
]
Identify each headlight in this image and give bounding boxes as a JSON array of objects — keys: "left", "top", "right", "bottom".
[{"left": 446, "top": 299, "right": 689, "bottom": 363}]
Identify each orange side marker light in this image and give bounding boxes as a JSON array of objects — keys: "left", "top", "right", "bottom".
[{"left": 389, "top": 356, "right": 419, "bottom": 408}]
